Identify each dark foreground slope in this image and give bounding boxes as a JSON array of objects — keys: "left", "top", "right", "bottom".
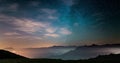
[
  {"left": 0, "top": 54, "right": 120, "bottom": 63},
  {"left": 0, "top": 50, "right": 26, "bottom": 59}
]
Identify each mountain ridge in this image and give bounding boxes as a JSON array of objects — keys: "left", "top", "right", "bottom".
[{"left": 0, "top": 50, "right": 27, "bottom": 59}]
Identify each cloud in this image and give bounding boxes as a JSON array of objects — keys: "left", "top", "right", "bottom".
[
  {"left": 41, "top": 8, "right": 57, "bottom": 15},
  {"left": 0, "top": 14, "right": 15, "bottom": 22},
  {"left": 59, "top": 28, "right": 72, "bottom": 35},
  {"left": 17, "top": 36, "right": 42, "bottom": 40},
  {"left": 12, "top": 18, "right": 48, "bottom": 33},
  {"left": 37, "top": 8, "right": 59, "bottom": 21},
  {"left": 0, "top": 14, "right": 49, "bottom": 34},
  {"left": 48, "top": 15, "right": 58, "bottom": 20},
  {"left": 45, "top": 33, "right": 59, "bottom": 38},
  {"left": 74, "top": 22, "right": 79, "bottom": 26},
  {"left": 0, "top": 14, "right": 71, "bottom": 39},
  {"left": 40, "top": 8, "right": 58, "bottom": 20},
  {"left": 45, "top": 27, "right": 72, "bottom": 37},
  {"left": 46, "top": 27, "right": 57, "bottom": 33},
  {"left": 4, "top": 32, "right": 21, "bottom": 36},
  {"left": 3, "top": 34, "right": 43, "bottom": 40}
]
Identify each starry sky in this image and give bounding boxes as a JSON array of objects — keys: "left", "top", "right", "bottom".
[{"left": 0, "top": 0, "right": 120, "bottom": 48}]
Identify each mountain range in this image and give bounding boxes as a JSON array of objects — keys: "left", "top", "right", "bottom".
[{"left": 5, "top": 44, "right": 120, "bottom": 60}]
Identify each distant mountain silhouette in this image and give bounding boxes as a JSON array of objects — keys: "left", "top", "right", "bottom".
[
  {"left": 0, "top": 50, "right": 27, "bottom": 59},
  {"left": 50, "top": 46, "right": 77, "bottom": 48},
  {"left": 54, "top": 44, "right": 120, "bottom": 60},
  {"left": 9, "top": 44, "right": 119, "bottom": 60},
  {"left": 22, "top": 46, "right": 76, "bottom": 58},
  {"left": 85, "top": 44, "right": 120, "bottom": 47}
]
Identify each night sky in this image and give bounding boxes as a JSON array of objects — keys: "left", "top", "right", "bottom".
[{"left": 0, "top": 0, "right": 120, "bottom": 48}]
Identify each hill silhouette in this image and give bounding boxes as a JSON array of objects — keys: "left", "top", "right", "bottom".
[
  {"left": 0, "top": 50, "right": 26, "bottom": 59},
  {"left": 0, "top": 54, "right": 120, "bottom": 63},
  {"left": 90, "top": 54, "right": 120, "bottom": 60},
  {"left": 52, "top": 44, "right": 120, "bottom": 60}
]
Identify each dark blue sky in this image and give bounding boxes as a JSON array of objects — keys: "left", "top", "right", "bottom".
[{"left": 0, "top": 0, "right": 120, "bottom": 48}]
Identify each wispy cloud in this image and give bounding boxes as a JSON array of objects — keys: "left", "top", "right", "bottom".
[
  {"left": 74, "top": 22, "right": 79, "bottom": 26},
  {"left": 48, "top": 15, "right": 58, "bottom": 20},
  {"left": 0, "top": 14, "right": 48, "bottom": 34},
  {"left": 38, "top": 8, "right": 58, "bottom": 20},
  {"left": 13, "top": 18, "right": 48, "bottom": 33},
  {"left": 2, "top": 34, "right": 43, "bottom": 41},
  {"left": 46, "top": 27, "right": 57, "bottom": 33},
  {"left": 41, "top": 8, "right": 57, "bottom": 15},
  {"left": 16, "top": 36, "right": 42, "bottom": 40},
  {"left": 0, "top": 14, "right": 15, "bottom": 22},
  {"left": 59, "top": 28, "right": 72, "bottom": 35},
  {"left": 4, "top": 32, "right": 21, "bottom": 36},
  {"left": 45, "top": 33, "right": 59, "bottom": 38},
  {"left": 0, "top": 14, "right": 72, "bottom": 39}
]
